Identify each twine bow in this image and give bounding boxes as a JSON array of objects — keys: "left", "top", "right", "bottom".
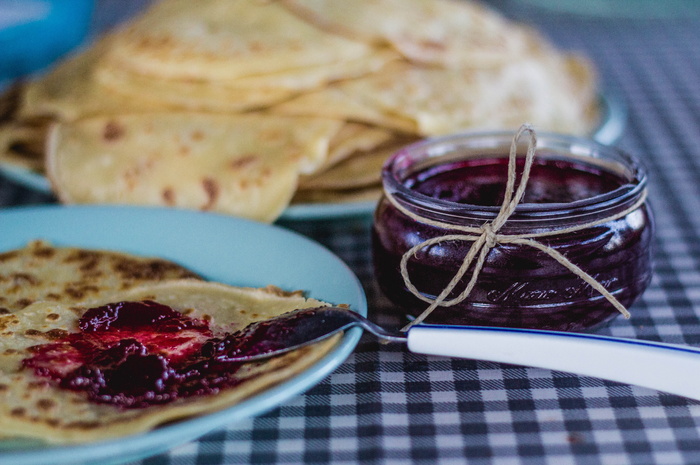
[{"left": 386, "top": 124, "right": 647, "bottom": 332}]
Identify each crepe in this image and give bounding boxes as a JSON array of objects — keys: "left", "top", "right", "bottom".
[
  {"left": 0, "top": 119, "right": 48, "bottom": 172},
  {"left": 299, "top": 138, "right": 416, "bottom": 191},
  {"left": 276, "top": 58, "right": 598, "bottom": 138},
  {"left": 0, "top": 86, "right": 45, "bottom": 171},
  {"left": 273, "top": 86, "right": 419, "bottom": 134},
  {"left": 46, "top": 113, "right": 344, "bottom": 222},
  {"left": 281, "top": 0, "right": 541, "bottom": 67},
  {"left": 317, "top": 123, "right": 398, "bottom": 171},
  {"left": 291, "top": 185, "right": 383, "bottom": 205},
  {"left": 96, "top": 47, "right": 398, "bottom": 99},
  {"left": 92, "top": 64, "right": 298, "bottom": 113},
  {"left": 0, "top": 240, "right": 201, "bottom": 314},
  {"left": 102, "top": 0, "right": 373, "bottom": 81},
  {"left": 0, "top": 279, "right": 339, "bottom": 444},
  {"left": 17, "top": 39, "right": 176, "bottom": 123}
]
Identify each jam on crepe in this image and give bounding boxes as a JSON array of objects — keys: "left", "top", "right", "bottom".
[{"left": 23, "top": 300, "right": 296, "bottom": 408}]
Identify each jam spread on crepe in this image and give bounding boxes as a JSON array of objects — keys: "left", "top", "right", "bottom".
[{"left": 22, "top": 300, "right": 290, "bottom": 408}]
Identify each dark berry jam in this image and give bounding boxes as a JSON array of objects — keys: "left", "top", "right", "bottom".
[
  {"left": 407, "top": 157, "right": 624, "bottom": 205},
  {"left": 22, "top": 300, "right": 299, "bottom": 408},
  {"left": 372, "top": 132, "right": 654, "bottom": 331},
  {"left": 217, "top": 310, "right": 317, "bottom": 359}
]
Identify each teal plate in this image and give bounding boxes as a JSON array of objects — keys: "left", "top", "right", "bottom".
[
  {"left": 0, "top": 93, "right": 626, "bottom": 222},
  {"left": 0, "top": 205, "right": 367, "bottom": 465}
]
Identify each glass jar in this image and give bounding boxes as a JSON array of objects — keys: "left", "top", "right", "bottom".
[{"left": 372, "top": 131, "right": 654, "bottom": 331}]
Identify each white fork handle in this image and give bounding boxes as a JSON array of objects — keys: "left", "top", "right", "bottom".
[{"left": 407, "top": 325, "right": 700, "bottom": 401}]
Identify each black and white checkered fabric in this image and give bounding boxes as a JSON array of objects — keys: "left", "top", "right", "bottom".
[{"left": 2, "top": 1, "right": 700, "bottom": 464}]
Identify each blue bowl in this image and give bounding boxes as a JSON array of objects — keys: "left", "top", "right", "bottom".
[{"left": 0, "top": 0, "right": 94, "bottom": 82}]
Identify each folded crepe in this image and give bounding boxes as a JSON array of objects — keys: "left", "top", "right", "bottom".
[
  {"left": 299, "top": 138, "right": 416, "bottom": 191},
  {"left": 17, "top": 39, "right": 174, "bottom": 123},
  {"left": 276, "top": 57, "right": 598, "bottom": 137},
  {"left": 101, "top": 0, "right": 374, "bottom": 81},
  {"left": 46, "top": 113, "right": 344, "bottom": 222},
  {"left": 281, "top": 0, "right": 542, "bottom": 67},
  {"left": 0, "top": 279, "right": 339, "bottom": 444}
]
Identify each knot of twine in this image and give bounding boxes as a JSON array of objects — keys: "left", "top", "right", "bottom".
[{"left": 387, "top": 124, "right": 648, "bottom": 332}]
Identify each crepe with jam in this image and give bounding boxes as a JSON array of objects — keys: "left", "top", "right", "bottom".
[
  {"left": 0, "top": 0, "right": 602, "bottom": 219},
  {"left": 0, "top": 240, "right": 201, "bottom": 314},
  {"left": 0, "top": 279, "right": 339, "bottom": 444}
]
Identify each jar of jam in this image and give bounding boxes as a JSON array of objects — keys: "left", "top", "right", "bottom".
[{"left": 372, "top": 129, "right": 654, "bottom": 331}]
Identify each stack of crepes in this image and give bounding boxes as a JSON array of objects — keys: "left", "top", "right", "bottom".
[{"left": 0, "top": 0, "right": 599, "bottom": 223}]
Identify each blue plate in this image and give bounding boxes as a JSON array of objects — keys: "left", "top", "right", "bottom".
[
  {"left": 0, "top": 93, "right": 627, "bottom": 221},
  {"left": 0, "top": 205, "right": 367, "bottom": 465}
]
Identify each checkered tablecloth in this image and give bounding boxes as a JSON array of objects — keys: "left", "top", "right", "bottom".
[{"left": 2, "top": 1, "right": 700, "bottom": 464}]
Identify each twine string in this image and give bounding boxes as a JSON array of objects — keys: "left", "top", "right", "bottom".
[{"left": 387, "top": 124, "right": 646, "bottom": 332}]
